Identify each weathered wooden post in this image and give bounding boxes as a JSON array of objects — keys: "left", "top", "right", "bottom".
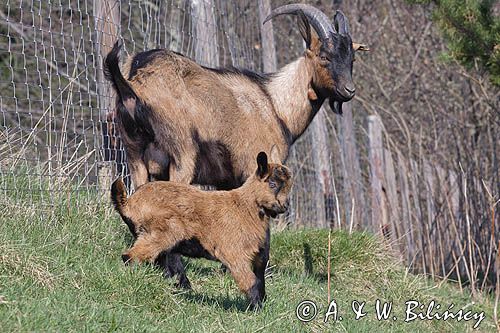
[
  {"left": 368, "top": 115, "right": 386, "bottom": 234},
  {"left": 423, "top": 160, "right": 436, "bottom": 278},
  {"left": 339, "top": 101, "right": 365, "bottom": 229},
  {"left": 258, "top": 0, "right": 277, "bottom": 73},
  {"left": 310, "top": 111, "right": 332, "bottom": 228},
  {"left": 94, "top": 0, "right": 120, "bottom": 196},
  {"left": 398, "top": 152, "right": 415, "bottom": 263},
  {"left": 190, "top": 0, "right": 219, "bottom": 67},
  {"left": 384, "top": 147, "right": 401, "bottom": 247}
]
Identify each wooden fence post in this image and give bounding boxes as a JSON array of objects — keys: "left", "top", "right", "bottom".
[
  {"left": 94, "top": 0, "right": 120, "bottom": 194},
  {"left": 398, "top": 152, "right": 415, "bottom": 263},
  {"left": 435, "top": 165, "right": 449, "bottom": 277},
  {"left": 423, "top": 160, "right": 436, "bottom": 278},
  {"left": 310, "top": 110, "right": 332, "bottom": 228},
  {"left": 368, "top": 115, "right": 386, "bottom": 234},
  {"left": 339, "top": 102, "right": 365, "bottom": 229},
  {"left": 409, "top": 159, "right": 426, "bottom": 274},
  {"left": 190, "top": 0, "right": 219, "bottom": 67},
  {"left": 384, "top": 148, "right": 401, "bottom": 246},
  {"left": 258, "top": 0, "right": 277, "bottom": 73}
]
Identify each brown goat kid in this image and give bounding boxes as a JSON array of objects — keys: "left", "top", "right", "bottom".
[{"left": 111, "top": 152, "right": 292, "bottom": 308}]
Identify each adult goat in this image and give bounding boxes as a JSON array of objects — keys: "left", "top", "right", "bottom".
[
  {"left": 104, "top": 4, "right": 366, "bottom": 190},
  {"left": 104, "top": 3, "right": 366, "bottom": 287}
]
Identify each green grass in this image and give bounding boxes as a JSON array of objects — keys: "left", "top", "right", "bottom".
[{"left": 0, "top": 195, "right": 496, "bottom": 332}]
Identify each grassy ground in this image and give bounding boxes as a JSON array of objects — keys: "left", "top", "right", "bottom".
[{"left": 0, "top": 195, "right": 496, "bottom": 332}]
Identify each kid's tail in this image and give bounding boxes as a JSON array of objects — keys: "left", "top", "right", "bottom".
[
  {"left": 111, "top": 177, "right": 137, "bottom": 238},
  {"left": 111, "top": 177, "right": 128, "bottom": 213}
]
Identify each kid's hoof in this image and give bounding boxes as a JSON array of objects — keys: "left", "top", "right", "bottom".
[
  {"left": 175, "top": 275, "right": 192, "bottom": 290},
  {"left": 249, "top": 300, "right": 263, "bottom": 311},
  {"left": 122, "top": 254, "right": 131, "bottom": 264}
]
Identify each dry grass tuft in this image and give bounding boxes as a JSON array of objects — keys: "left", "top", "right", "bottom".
[{"left": 0, "top": 243, "right": 57, "bottom": 290}]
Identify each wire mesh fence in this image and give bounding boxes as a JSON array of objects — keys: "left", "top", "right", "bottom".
[
  {"left": 0, "top": 0, "right": 355, "bottom": 225},
  {"left": 0, "top": 0, "right": 265, "bottom": 208},
  {"left": 1, "top": 0, "right": 105, "bottom": 207}
]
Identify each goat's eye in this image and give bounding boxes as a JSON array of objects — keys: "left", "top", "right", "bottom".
[
  {"left": 269, "top": 181, "right": 277, "bottom": 189},
  {"left": 320, "top": 55, "right": 329, "bottom": 62}
]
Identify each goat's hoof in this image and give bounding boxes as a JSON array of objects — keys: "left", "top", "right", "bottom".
[
  {"left": 122, "top": 254, "right": 131, "bottom": 265},
  {"left": 249, "top": 300, "right": 263, "bottom": 311},
  {"left": 162, "top": 268, "right": 175, "bottom": 279},
  {"left": 175, "top": 276, "right": 192, "bottom": 290}
]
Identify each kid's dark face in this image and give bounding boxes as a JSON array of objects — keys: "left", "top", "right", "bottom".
[
  {"left": 255, "top": 152, "right": 293, "bottom": 218},
  {"left": 262, "top": 164, "right": 293, "bottom": 218}
]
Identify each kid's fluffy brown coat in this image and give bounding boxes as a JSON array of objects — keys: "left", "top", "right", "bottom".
[{"left": 111, "top": 152, "right": 292, "bottom": 307}]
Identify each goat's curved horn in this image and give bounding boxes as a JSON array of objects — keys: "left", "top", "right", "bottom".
[
  {"left": 263, "top": 4, "right": 334, "bottom": 42},
  {"left": 333, "top": 10, "right": 350, "bottom": 36}
]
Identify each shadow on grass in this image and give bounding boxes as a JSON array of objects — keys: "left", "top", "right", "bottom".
[
  {"left": 187, "top": 265, "right": 221, "bottom": 277},
  {"left": 178, "top": 290, "right": 251, "bottom": 312},
  {"left": 271, "top": 267, "right": 327, "bottom": 283},
  {"left": 270, "top": 242, "right": 328, "bottom": 282},
  {"left": 122, "top": 232, "right": 135, "bottom": 247}
]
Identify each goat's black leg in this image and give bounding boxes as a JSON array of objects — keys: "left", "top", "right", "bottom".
[
  {"left": 248, "top": 246, "right": 267, "bottom": 308},
  {"left": 262, "top": 228, "right": 270, "bottom": 274},
  {"left": 155, "top": 252, "right": 191, "bottom": 290},
  {"left": 220, "top": 263, "right": 229, "bottom": 273},
  {"left": 172, "top": 254, "right": 191, "bottom": 290}
]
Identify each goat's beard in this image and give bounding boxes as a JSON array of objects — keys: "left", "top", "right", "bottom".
[{"left": 330, "top": 99, "right": 343, "bottom": 115}]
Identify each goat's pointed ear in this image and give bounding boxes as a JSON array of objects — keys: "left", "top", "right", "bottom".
[
  {"left": 297, "top": 11, "right": 312, "bottom": 49},
  {"left": 269, "top": 144, "right": 281, "bottom": 164},
  {"left": 353, "top": 42, "right": 369, "bottom": 52},
  {"left": 256, "top": 152, "right": 269, "bottom": 178}
]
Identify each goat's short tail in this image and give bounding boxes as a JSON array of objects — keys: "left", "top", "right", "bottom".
[
  {"left": 103, "top": 42, "right": 154, "bottom": 141},
  {"left": 103, "top": 41, "right": 137, "bottom": 103}
]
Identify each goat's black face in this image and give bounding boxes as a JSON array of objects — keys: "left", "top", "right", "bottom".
[
  {"left": 322, "top": 33, "right": 355, "bottom": 103},
  {"left": 264, "top": 5, "right": 366, "bottom": 114}
]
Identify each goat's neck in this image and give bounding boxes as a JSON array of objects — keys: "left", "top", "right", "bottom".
[
  {"left": 267, "top": 56, "right": 325, "bottom": 143},
  {"left": 233, "top": 183, "right": 270, "bottom": 226}
]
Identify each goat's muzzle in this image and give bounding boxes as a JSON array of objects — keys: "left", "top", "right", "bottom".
[
  {"left": 329, "top": 81, "right": 355, "bottom": 115},
  {"left": 263, "top": 201, "right": 289, "bottom": 218},
  {"left": 340, "top": 83, "right": 356, "bottom": 100}
]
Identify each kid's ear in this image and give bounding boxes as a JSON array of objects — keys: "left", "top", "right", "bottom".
[
  {"left": 256, "top": 151, "right": 269, "bottom": 178},
  {"left": 269, "top": 144, "right": 281, "bottom": 164}
]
